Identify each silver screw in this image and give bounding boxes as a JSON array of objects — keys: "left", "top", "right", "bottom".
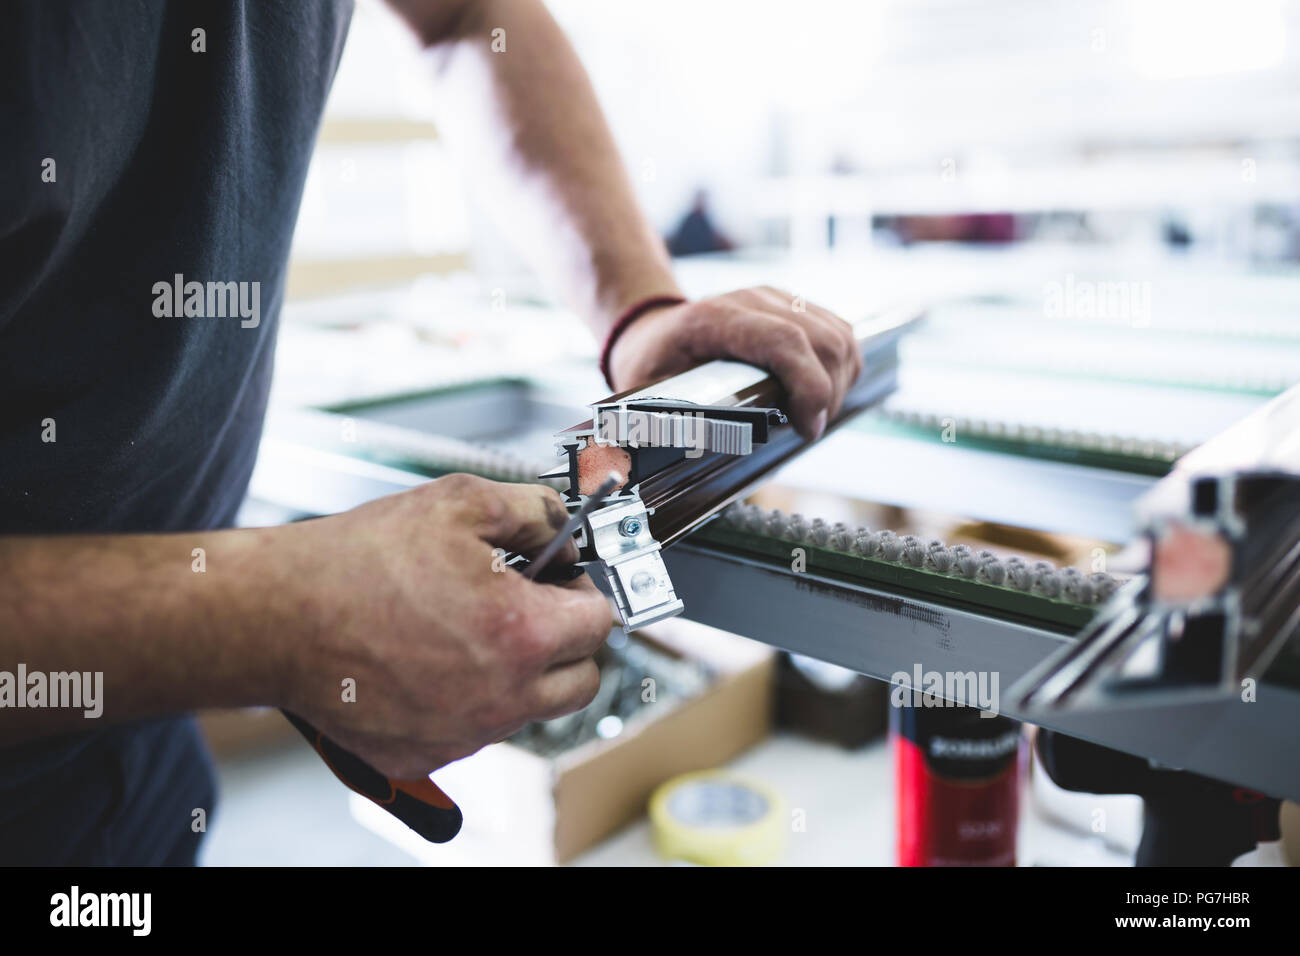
[
  {"left": 619, "top": 517, "right": 642, "bottom": 537},
  {"left": 629, "top": 570, "right": 657, "bottom": 595}
]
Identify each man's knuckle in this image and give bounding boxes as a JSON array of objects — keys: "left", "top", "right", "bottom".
[
  {"left": 804, "top": 326, "right": 839, "bottom": 362},
  {"left": 842, "top": 331, "right": 860, "bottom": 364},
  {"left": 476, "top": 491, "right": 508, "bottom": 527},
  {"left": 510, "top": 616, "right": 553, "bottom": 663},
  {"left": 536, "top": 486, "right": 568, "bottom": 526},
  {"left": 577, "top": 661, "right": 601, "bottom": 706},
  {"left": 803, "top": 369, "right": 834, "bottom": 404},
  {"left": 487, "top": 602, "right": 529, "bottom": 646},
  {"left": 442, "top": 474, "right": 491, "bottom": 515},
  {"left": 438, "top": 472, "right": 477, "bottom": 495},
  {"left": 777, "top": 321, "right": 814, "bottom": 355},
  {"left": 584, "top": 604, "right": 612, "bottom": 641},
  {"left": 832, "top": 321, "right": 854, "bottom": 353}
]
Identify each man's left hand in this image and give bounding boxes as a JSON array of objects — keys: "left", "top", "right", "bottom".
[{"left": 605, "top": 286, "right": 863, "bottom": 440}]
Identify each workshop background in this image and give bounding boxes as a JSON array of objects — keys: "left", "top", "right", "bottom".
[{"left": 201, "top": 0, "right": 1300, "bottom": 865}]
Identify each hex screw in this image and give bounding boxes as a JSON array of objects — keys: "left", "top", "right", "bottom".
[{"left": 619, "top": 517, "right": 642, "bottom": 537}]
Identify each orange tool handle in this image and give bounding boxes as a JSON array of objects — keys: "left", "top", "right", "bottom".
[{"left": 283, "top": 710, "right": 463, "bottom": 843}]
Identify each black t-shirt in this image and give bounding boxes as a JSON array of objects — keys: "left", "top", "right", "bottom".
[{"left": 0, "top": 0, "right": 353, "bottom": 861}]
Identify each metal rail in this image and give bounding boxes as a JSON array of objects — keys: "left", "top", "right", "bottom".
[{"left": 663, "top": 542, "right": 1300, "bottom": 801}]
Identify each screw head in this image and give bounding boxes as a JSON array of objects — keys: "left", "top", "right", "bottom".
[
  {"left": 630, "top": 570, "right": 657, "bottom": 595},
  {"left": 619, "top": 516, "right": 642, "bottom": 537}
]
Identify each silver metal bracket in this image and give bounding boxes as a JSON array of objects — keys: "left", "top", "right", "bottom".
[{"left": 582, "top": 494, "right": 683, "bottom": 630}]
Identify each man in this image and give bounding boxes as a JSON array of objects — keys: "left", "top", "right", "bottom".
[{"left": 0, "top": 0, "right": 860, "bottom": 864}]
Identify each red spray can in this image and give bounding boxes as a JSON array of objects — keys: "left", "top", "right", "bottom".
[{"left": 894, "top": 704, "right": 1022, "bottom": 866}]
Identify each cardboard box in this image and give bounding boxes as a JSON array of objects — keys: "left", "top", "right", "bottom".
[{"left": 350, "top": 619, "right": 775, "bottom": 865}]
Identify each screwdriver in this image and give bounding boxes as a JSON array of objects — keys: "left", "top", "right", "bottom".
[
  {"left": 283, "top": 470, "right": 623, "bottom": 844},
  {"left": 282, "top": 710, "right": 464, "bottom": 842},
  {"left": 517, "top": 470, "right": 622, "bottom": 580}
]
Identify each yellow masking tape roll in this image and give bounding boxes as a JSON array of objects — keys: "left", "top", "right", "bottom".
[{"left": 649, "top": 771, "right": 786, "bottom": 867}]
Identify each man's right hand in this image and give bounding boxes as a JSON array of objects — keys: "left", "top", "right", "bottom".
[{"left": 276, "top": 474, "right": 613, "bottom": 780}]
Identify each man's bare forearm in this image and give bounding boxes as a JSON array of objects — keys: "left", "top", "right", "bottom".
[
  {"left": 0, "top": 474, "right": 615, "bottom": 779},
  {"left": 0, "top": 528, "right": 293, "bottom": 745},
  {"left": 391, "top": 0, "right": 682, "bottom": 332}
]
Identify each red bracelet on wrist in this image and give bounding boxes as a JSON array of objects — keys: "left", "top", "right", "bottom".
[{"left": 599, "top": 294, "right": 688, "bottom": 391}]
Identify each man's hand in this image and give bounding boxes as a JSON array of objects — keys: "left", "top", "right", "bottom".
[
  {"left": 0, "top": 474, "right": 612, "bottom": 763},
  {"left": 606, "top": 287, "right": 862, "bottom": 441},
  {"left": 279, "top": 474, "right": 612, "bottom": 780}
]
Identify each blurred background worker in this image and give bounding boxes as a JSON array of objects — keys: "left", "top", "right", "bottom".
[{"left": 667, "top": 189, "right": 737, "bottom": 257}]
